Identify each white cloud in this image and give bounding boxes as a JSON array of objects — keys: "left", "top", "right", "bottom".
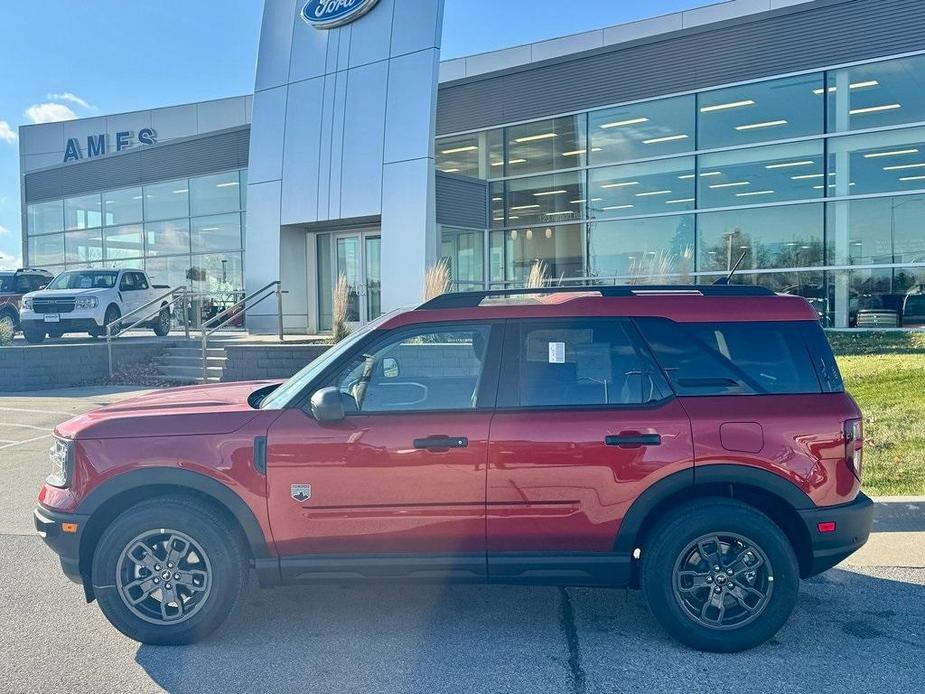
[
  {"left": 47, "top": 92, "right": 96, "bottom": 111},
  {"left": 0, "top": 225, "right": 10, "bottom": 237},
  {"left": 24, "top": 102, "right": 77, "bottom": 124},
  {"left": 0, "top": 251, "right": 21, "bottom": 271},
  {"left": 0, "top": 120, "right": 16, "bottom": 144}
]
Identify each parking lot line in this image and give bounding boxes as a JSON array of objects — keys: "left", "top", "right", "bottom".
[
  {"left": 0, "top": 406, "right": 77, "bottom": 417},
  {"left": 1, "top": 423, "right": 53, "bottom": 431},
  {"left": 0, "top": 434, "right": 52, "bottom": 450}
]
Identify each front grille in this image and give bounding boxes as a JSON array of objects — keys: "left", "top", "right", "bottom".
[{"left": 33, "top": 297, "right": 76, "bottom": 314}]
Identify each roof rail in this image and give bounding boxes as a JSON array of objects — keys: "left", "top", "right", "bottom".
[{"left": 418, "top": 284, "right": 775, "bottom": 310}]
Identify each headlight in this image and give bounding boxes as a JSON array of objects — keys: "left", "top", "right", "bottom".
[
  {"left": 22, "top": 297, "right": 33, "bottom": 310},
  {"left": 75, "top": 296, "right": 99, "bottom": 309},
  {"left": 47, "top": 437, "right": 74, "bottom": 488}
]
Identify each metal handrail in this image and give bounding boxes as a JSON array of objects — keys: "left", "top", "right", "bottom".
[
  {"left": 200, "top": 281, "right": 285, "bottom": 382},
  {"left": 105, "top": 287, "right": 191, "bottom": 377}
]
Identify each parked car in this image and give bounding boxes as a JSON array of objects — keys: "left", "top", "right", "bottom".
[
  {"left": 0, "top": 268, "right": 53, "bottom": 331},
  {"left": 34, "top": 285, "right": 872, "bottom": 652},
  {"left": 19, "top": 269, "right": 172, "bottom": 343},
  {"left": 902, "top": 287, "right": 925, "bottom": 327}
]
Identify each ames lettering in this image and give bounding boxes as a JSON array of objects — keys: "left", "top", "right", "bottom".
[{"left": 63, "top": 128, "right": 158, "bottom": 163}]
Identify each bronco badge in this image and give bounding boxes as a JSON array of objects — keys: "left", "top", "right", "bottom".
[{"left": 291, "top": 484, "right": 312, "bottom": 502}]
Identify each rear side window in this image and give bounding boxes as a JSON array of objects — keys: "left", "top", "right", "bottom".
[
  {"left": 500, "top": 319, "right": 670, "bottom": 408},
  {"left": 635, "top": 319, "right": 826, "bottom": 396}
]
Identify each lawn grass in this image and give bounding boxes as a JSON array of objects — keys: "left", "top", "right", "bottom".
[{"left": 829, "top": 331, "right": 925, "bottom": 496}]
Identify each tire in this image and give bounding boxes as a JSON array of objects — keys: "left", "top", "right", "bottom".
[
  {"left": 94, "top": 304, "right": 121, "bottom": 338},
  {"left": 47, "top": 328, "right": 64, "bottom": 339},
  {"left": 22, "top": 324, "right": 46, "bottom": 344},
  {"left": 92, "top": 496, "right": 249, "bottom": 645},
  {"left": 641, "top": 499, "right": 799, "bottom": 653},
  {"left": 152, "top": 306, "right": 171, "bottom": 337}
]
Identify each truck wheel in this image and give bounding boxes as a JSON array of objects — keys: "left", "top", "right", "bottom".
[
  {"left": 22, "top": 324, "right": 46, "bottom": 344},
  {"left": 92, "top": 496, "right": 249, "bottom": 645},
  {"left": 47, "top": 328, "right": 65, "bottom": 339},
  {"left": 94, "top": 305, "right": 121, "bottom": 338},
  {"left": 152, "top": 306, "right": 171, "bottom": 337},
  {"left": 641, "top": 499, "right": 799, "bottom": 653}
]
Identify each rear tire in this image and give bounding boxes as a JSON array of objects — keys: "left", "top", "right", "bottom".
[
  {"left": 22, "top": 324, "right": 46, "bottom": 344},
  {"left": 641, "top": 499, "right": 799, "bottom": 652},
  {"left": 92, "top": 496, "right": 249, "bottom": 645}
]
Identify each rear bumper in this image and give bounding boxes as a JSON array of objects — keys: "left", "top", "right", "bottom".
[
  {"left": 798, "top": 492, "right": 874, "bottom": 576},
  {"left": 34, "top": 505, "right": 89, "bottom": 585}
]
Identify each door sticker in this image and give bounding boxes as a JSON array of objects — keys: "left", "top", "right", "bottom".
[{"left": 548, "top": 341, "right": 566, "bottom": 364}]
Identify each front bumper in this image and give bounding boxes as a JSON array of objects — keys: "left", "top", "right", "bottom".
[
  {"left": 34, "top": 505, "right": 89, "bottom": 585},
  {"left": 21, "top": 318, "right": 102, "bottom": 334},
  {"left": 798, "top": 492, "right": 874, "bottom": 576}
]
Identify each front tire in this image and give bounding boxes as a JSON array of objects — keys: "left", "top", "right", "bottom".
[
  {"left": 92, "top": 305, "right": 122, "bottom": 338},
  {"left": 22, "top": 324, "right": 46, "bottom": 344},
  {"left": 152, "top": 306, "right": 171, "bottom": 336},
  {"left": 92, "top": 496, "right": 249, "bottom": 645},
  {"left": 641, "top": 499, "right": 799, "bottom": 652}
]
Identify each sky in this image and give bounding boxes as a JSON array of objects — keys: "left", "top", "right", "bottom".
[{"left": 0, "top": 0, "right": 719, "bottom": 270}]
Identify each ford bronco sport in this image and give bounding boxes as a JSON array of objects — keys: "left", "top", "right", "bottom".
[{"left": 34, "top": 285, "right": 872, "bottom": 652}]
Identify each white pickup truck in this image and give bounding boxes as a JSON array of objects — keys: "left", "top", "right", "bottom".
[{"left": 19, "top": 269, "right": 172, "bottom": 343}]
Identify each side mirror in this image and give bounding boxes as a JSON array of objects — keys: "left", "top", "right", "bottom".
[
  {"left": 310, "top": 387, "right": 345, "bottom": 422},
  {"left": 382, "top": 357, "right": 400, "bottom": 378}
]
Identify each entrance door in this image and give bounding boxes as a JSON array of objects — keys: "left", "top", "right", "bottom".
[{"left": 326, "top": 231, "right": 381, "bottom": 329}]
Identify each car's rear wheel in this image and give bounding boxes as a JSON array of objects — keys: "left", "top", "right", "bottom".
[
  {"left": 641, "top": 499, "right": 799, "bottom": 652},
  {"left": 152, "top": 306, "right": 171, "bottom": 336},
  {"left": 92, "top": 496, "right": 249, "bottom": 645}
]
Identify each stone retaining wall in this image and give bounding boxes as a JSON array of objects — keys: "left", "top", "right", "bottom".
[{"left": 221, "top": 344, "right": 330, "bottom": 382}]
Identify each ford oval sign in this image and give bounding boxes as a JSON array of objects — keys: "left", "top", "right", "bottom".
[{"left": 301, "top": 0, "right": 381, "bottom": 29}]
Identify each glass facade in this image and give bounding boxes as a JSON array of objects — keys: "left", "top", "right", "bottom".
[
  {"left": 438, "top": 53, "right": 925, "bottom": 327},
  {"left": 25, "top": 169, "right": 247, "bottom": 307}
]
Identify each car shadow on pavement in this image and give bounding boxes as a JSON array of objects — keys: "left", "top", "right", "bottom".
[{"left": 134, "top": 566, "right": 925, "bottom": 694}]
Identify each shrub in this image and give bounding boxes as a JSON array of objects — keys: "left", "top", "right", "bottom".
[
  {"left": 0, "top": 316, "right": 14, "bottom": 347},
  {"left": 332, "top": 274, "right": 351, "bottom": 344},
  {"left": 423, "top": 258, "right": 451, "bottom": 300}
]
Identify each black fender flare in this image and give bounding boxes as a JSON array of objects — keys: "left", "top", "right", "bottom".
[
  {"left": 77, "top": 467, "right": 271, "bottom": 559},
  {"left": 614, "top": 464, "right": 815, "bottom": 553}
]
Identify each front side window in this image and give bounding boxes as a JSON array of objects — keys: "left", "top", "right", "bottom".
[
  {"left": 636, "top": 319, "right": 824, "bottom": 395},
  {"left": 502, "top": 319, "right": 669, "bottom": 408},
  {"left": 331, "top": 325, "right": 492, "bottom": 413}
]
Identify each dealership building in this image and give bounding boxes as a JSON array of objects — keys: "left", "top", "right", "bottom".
[{"left": 17, "top": 0, "right": 925, "bottom": 332}]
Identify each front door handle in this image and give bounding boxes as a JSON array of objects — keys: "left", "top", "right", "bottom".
[
  {"left": 414, "top": 436, "right": 468, "bottom": 450},
  {"left": 605, "top": 433, "right": 661, "bottom": 448}
]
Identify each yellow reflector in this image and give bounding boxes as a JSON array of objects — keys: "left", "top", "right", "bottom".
[{"left": 61, "top": 523, "right": 78, "bottom": 534}]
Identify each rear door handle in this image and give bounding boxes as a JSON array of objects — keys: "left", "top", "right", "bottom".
[
  {"left": 414, "top": 436, "right": 468, "bottom": 450},
  {"left": 605, "top": 433, "right": 661, "bottom": 447}
]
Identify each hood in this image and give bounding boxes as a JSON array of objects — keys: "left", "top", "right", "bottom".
[
  {"left": 29, "top": 287, "right": 109, "bottom": 298},
  {"left": 56, "top": 380, "right": 282, "bottom": 440}
]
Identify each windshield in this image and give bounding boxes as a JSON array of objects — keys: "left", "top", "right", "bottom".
[
  {"left": 46, "top": 271, "right": 118, "bottom": 290},
  {"left": 0, "top": 275, "right": 12, "bottom": 293},
  {"left": 258, "top": 310, "right": 401, "bottom": 410}
]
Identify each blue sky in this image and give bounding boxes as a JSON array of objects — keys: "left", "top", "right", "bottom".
[{"left": 0, "top": 0, "right": 717, "bottom": 269}]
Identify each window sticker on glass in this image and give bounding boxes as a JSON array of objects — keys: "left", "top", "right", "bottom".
[{"left": 549, "top": 341, "right": 566, "bottom": 364}]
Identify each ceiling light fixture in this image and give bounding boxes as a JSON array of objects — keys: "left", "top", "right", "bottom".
[
  {"left": 533, "top": 190, "right": 568, "bottom": 197},
  {"left": 635, "top": 190, "right": 673, "bottom": 197},
  {"left": 883, "top": 163, "right": 925, "bottom": 171},
  {"left": 440, "top": 145, "right": 478, "bottom": 154},
  {"left": 736, "top": 120, "right": 788, "bottom": 131},
  {"left": 709, "top": 181, "right": 750, "bottom": 188},
  {"left": 765, "top": 160, "right": 816, "bottom": 169},
  {"left": 700, "top": 99, "right": 756, "bottom": 113},
  {"left": 599, "top": 117, "right": 649, "bottom": 128},
  {"left": 850, "top": 104, "right": 901, "bottom": 115},
  {"left": 642, "top": 134, "right": 689, "bottom": 144},
  {"left": 792, "top": 173, "right": 824, "bottom": 180},
  {"left": 216, "top": 181, "right": 240, "bottom": 188},
  {"left": 899, "top": 174, "right": 925, "bottom": 181},
  {"left": 603, "top": 204, "right": 634, "bottom": 210},
  {"left": 440, "top": 168, "right": 461, "bottom": 173},
  {"left": 510, "top": 204, "right": 541, "bottom": 210},
  {"left": 665, "top": 198, "right": 695, "bottom": 204},
  {"left": 736, "top": 190, "right": 776, "bottom": 197},
  {"left": 812, "top": 80, "right": 880, "bottom": 95},
  {"left": 864, "top": 148, "right": 919, "bottom": 159},
  {"left": 514, "top": 133, "right": 557, "bottom": 143},
  {"left": 601, "top": 181, "right": 640, "bottom": 189}
]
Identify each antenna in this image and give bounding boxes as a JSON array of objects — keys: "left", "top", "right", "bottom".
[{"left": 714, "top": 251, "right": 747, "bottom": 285}]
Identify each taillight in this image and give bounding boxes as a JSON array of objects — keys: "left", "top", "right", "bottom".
[{"left": 844, "top": 418, "right": 863, "bottom": 481}]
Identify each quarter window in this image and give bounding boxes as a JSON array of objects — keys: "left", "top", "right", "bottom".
[{"left": 332, "top": 325, "right": 493, "bottom": 413}]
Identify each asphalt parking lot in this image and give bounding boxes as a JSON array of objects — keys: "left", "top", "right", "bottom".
[{"left": 1, "top": 387, "right": 923, "bottom": 694}]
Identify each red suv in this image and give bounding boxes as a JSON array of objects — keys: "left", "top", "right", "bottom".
[
  {"left": 0, "top": 268, "right": 53, "bottom": 331},
  {"left": 34, "top": 285, "right": 872, "bottom": 651}
]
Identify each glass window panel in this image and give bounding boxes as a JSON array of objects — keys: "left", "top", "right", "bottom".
[
  {"left": 826, "top": 195, "right": 925, "bottom": 266},
  {"left": 145, "top": 219, "right": 190, "bottom": 256},
  {"left": 827, "top": 55, "right": 925, "bottom": 132},
  {"left": 145, "top": 255, "right": 192, "bottom": 292},
  {"left": 588, "top": 215, "right": 694, "bottom": 282},
  {"left": 28, "top": 200, "right": 64, "bottom": 235},
  {"left": 441, "top": 226, "right": 485, "bottom": 290},
  {"left": 491, "top": 223, "right": 583, "bottom": 286},
  {"left": 828, "top": 126, "right": 925, "bottom": 196},
  {"left": 191, "top": 213, "right": 242, "bottom": 253},
  {"left": 830, "top": 267, "right": 925, "bottom": 327},
  {"left": 698, "top": 141, "right": 825, "bottom": 209},
  {"left": 28, "top": 233, "right": 64, "bottom": 266},
  {"left": 239, "top": 169, "right": 247, "bottom": 210},
  {"left": 103, "top": 224, "right": 144, "bottom": 261},
  {"left": 64, "top": 194, "right": 102, "bottom": 231},
  {"left": 489, "top": 182, "right": 505, "bottom": 229},
  {"left": 317, "top": 234, "right": 333, "bottom": 331},
  {"left": 697, "top": 203, "right": 824, "bottom": 272},
  {"left": 589, "top": 95, "right": 694, "bottom": 164},
  {"left": 697, "top": 73, "right": 824, "bottom": 149},
  {"left": 103, "top": 187, "right": 143, "bottom": 226},
  {"left": 190, "top": 171, "right": 242, "bottom": 216},
  {"left": 506, "top": 116, "right": 586, "bottom": 176},
  {"left": 589, "top": 157, "right": 694, "bottom": 218},
  {"left": 436, "top": 130, "right": 503, "bottom": 178},
  {"left": 144, "top": 179, "right": 190, "bottom": 221},
  {"left": 503, "top": 171, "right": 584, "bottom": 228},
  {"left": 64, "top": 228, "right": 103, "bottom": 264},
  {"left": 189, "top": 252, "right": 244, "bottom": 297}
]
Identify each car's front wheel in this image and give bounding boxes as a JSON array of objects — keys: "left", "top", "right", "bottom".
[
  {"left": 152, "top": 306, "right": 171, "bottom": 336},
  {"left": 92, "top": 496, "right": 249, "bottom": 645},
  {"left": 22, "top": 324, "right": 46, "bottom": 344},
  {"left": 641, "top": 499, "right": 799, "bottom": 652}
]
